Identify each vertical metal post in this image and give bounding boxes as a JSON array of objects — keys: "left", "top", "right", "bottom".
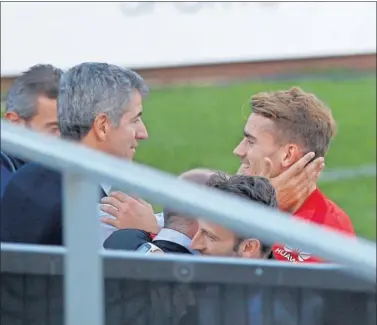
[{"left": 63, "top": 172, "right": 104, "bottom": 325}]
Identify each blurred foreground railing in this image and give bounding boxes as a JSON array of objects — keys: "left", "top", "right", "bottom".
[
  {"left": 1, "top": 243, "right": 376, "bottom": 325},
  {"left": 1, "top": 121, "right": 376, "bottom": 325}
]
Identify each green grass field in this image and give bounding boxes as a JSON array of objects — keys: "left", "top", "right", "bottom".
[
  {"left": 135, "top": 76, "right": 376, "bottom": 240},
  {"left": 1, "top": 75, "right": 376, "bottom": 240}
]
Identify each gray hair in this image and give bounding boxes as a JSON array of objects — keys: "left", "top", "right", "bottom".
[
  {"left": 57, "top": 62, "right": 149, "bottom": 140},
  {"left": 5, "top": 64, "right": 63, "bottom": 119}
]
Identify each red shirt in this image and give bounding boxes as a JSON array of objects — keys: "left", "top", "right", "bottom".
[{"left": 272, "top": 189, "right": 356, "bottom": 263}]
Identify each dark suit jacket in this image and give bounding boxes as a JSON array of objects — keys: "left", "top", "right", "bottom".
[
  {"left": 104, "top": 228, "right": 152, "bottom": 251},
  {"left": 0, "top": 162, "right": 106, "bottom": 246},
  {"left": 104, "top": 228, "right": 197, "bottom": 325},
  {"left": 0, "top": 151, "right": 26, "bottom": 198},
  {"left": 104, "top": 229, "right": 192, "bottom": 254}
]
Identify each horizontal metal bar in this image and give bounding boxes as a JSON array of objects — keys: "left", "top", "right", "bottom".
[
  {"left": 1, "top": 121, "right": 376, "bottom": 283},
  {"left": 1, "top": 243, "right": 375, "bottom": 292}
]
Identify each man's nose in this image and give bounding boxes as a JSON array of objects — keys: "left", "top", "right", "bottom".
[
  {"left": 233, "top": 139, "right": 245, "bottom": 158},
  {"left": 190, "top": 234, "right": 204, "bottom": 251},
  {"left": 136, "top": 121, "right": 148, "bottom": 140},
  {"left": 52, "top": 129, "right": 61, "bottom": 137}
]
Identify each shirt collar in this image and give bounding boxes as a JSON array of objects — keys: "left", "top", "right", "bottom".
[
  {"left": 153, "top": 228, "right": 199, "bottom": 254},
  {"left": 294, "top": 188, "right": 324, "bottom": 221},
  {"left": 101, "top": 184, "right": 111, "bottom": 196},
  {"left": 154, "top": 212, "right": 165, "bottom": 229}
]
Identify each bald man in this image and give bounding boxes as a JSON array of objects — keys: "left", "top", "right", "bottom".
[{"left": 103, "top": 168, "right": 218, "bottom": 253}]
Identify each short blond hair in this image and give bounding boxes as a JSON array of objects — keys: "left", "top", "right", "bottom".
[{"left": 251, "top": 87, "right": 337, "bottom": 157}]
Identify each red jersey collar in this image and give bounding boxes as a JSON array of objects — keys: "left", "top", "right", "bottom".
[{"left": 294, "top": 188, "right": 327, "bottom": 225}]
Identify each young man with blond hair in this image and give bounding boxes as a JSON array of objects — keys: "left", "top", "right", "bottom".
[{"left": 234, "top": 86, "right": 355, "bottom": 263}]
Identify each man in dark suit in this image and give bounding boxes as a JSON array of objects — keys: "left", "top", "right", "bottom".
[
  {"left": 105, "top": 173, "right": 279, "bottom": 325},
  {"left": 104, "top": 169, "right": 218, "bottom": 325},
  {"left": 1, "top": 64, "right": 63, "bottom": 198},
  {"left": 103, "top": 169, "right": 217, "bottom": 325},
  {"left": 0, "top": 166, "right": 109, "bottom": 245},
  {"left": 104, "top": 168, "right": 216, "bottom": 253},
  {"left": 1, "top": 63, "right": 149, "bottom": 245}
]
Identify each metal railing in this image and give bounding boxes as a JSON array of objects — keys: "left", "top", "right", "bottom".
[
  {"left": 1, "top": 120, "right": 376, "bottom": 325},
  {"left": 1, "top": 244, "right": 376, "bottom": 325}
]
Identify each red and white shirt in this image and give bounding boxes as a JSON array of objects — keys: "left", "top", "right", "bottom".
[{"left": 272, "top": 189, "right": 356, "bottom": 263}]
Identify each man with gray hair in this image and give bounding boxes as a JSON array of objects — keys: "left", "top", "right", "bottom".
[
  {"left": 57, "top": 63, "right": 148, "bottom": 159},
  {"left": 1, "top": 62, "right": 149, "bottom": 245},
  {"left": 1, "top": 64, "right": 63, "bottom": 197}
]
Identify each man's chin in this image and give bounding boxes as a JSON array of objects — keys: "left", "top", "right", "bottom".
[
  {"left": 128, "top": 147, "right": 138, "bottom": 159},
  {"left": 123, "top": 152, "right": 134, "bottom": 161},
  {"left": 237, "top": 165, "right": 252, "bottom": 176}
]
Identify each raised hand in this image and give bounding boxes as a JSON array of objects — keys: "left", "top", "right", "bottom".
[{"left": 100, "top": 191, "right": 159, "bottom": 234}]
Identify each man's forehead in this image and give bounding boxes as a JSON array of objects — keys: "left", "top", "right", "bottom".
[
  {"left": 245, "top": 113, "right": 276, "bottom": 135},
  {"left": 199, "top": 219, "right": 234, "bottom": 238},
  {"left": 125, "top": 104, "right": 143, "bottom": 117},
  {"left": 36, "top": 95, "right": 57, "bottom": 111},
  {"left": 125, "top": 89, "right": 143, "bottom": 110},
  {"left": 131, "top": 89, "right": 143, "bottom": 104}
]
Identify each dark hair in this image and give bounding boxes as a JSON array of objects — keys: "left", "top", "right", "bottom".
[
  {"left": 6, "top": 64, "right": 63, "bottom": 119},
  {"left": 207, "top": 172, "right": 278, "bottom": 254}
]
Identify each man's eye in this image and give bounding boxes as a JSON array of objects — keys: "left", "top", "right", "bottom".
[
  {"left": 49, "top": 128, "right": 59, "bottom": 135},
  {"left": 208, "top": 235, "right": 217, "bottom": 241},
  {"left": 203, "top": 231, "right": 216, "bottom": 241}
]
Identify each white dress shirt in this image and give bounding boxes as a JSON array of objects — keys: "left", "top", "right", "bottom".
[{"left": 98, "top": 184, "right": 115, "bottom": 244}]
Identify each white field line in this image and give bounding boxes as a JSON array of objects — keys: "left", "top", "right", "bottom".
[{"left": 319, "top": 164, "right": 376, "bottom": 183}]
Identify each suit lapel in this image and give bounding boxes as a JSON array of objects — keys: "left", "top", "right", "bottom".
[{"left": 99, "top": 187, "right": 107, "bottom": 200}]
